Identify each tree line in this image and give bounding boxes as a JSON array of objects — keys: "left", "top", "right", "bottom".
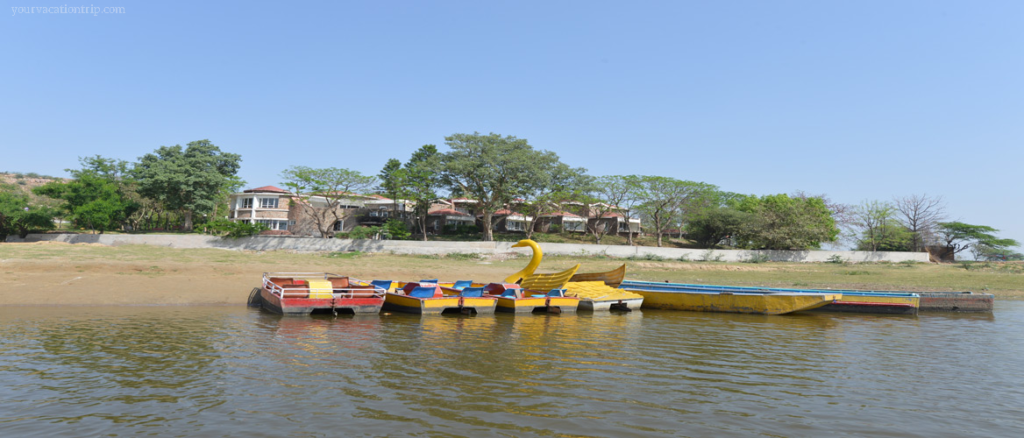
[
  {"left": 0, "top": 140, "right": 242, "bottom": 239},
  {"left": 2, "top": 133, "right": 1019, "bottom": 260}
]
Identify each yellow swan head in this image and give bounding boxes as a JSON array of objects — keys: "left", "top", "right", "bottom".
[{"left": 504, "top": 239, "right": 543, "bottom": 284}]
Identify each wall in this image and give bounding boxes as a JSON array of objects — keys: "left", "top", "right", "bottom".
[{"left": 6, "top": 233, "right": 931, "bottom": 263}]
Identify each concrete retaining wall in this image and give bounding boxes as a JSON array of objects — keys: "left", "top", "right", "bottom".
[{"left": 6, "top": 233, "right": 931, "bottom": 263}]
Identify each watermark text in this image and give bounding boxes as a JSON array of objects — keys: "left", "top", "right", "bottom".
[{"left": 12, "top": 5, "right": 125, "bottom": 17}]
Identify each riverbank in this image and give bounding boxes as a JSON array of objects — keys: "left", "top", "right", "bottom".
[{"left": 2, "top": 242, "right": 1021, "bottom": 306}]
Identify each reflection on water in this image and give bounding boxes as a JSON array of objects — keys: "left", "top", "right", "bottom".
[{"left": 1, "top": 303, "right": 1022, "bottom": 437}]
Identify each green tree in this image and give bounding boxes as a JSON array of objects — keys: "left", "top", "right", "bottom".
[
  {"left": 378, "top": 158, "right": 408, "bottom": 213},
  {"left": 0, "top": 191, "right": 56, "bottom": 240},
  {"left": 937, "top": 221, "right": 1020, "bottom": 260},
  {"left": 280, "top": 166, "right": 377, "bottom": 238},
  {"left": 515, "top": 164, "right": 594, "bottom": 240},
  {"left": 734, "top": 194, "right": 838, "bottom": 250},
  {"left": 633, "top": 177, "right": 716, "bottom": 247},
  {"left": 685, "top": 207, "right": 750, "bottom": 248},
  {"left": 853, "top": 200, "right": 909, "bottom": 251},
  {"left": 588, "top": 175, "right": 639, "bottom": 245},
  {"left": 404, "top": 145, "right": 441, "bottom": 241},
  {"left": 33, "top": 174, "right": 134, "bottom": 233},
  {"left": 134, "top": 140, "right": 242, "bottom": 232},
  {"left": 438, "top": 132, "right": 560, "bottom": 241}
]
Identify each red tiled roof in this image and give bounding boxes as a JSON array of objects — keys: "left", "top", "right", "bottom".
[
  {"left": 244, "top": 185, "right": 289, "bottom": 193},
  {"left": 368, "top": 194, "right": 391, "bottom": 201},
  {"left": 428, "top": 208, "right": 472, "bottom": 217},
  {"left": 540, "top": 211, "right": 582, "bottom": 218}
]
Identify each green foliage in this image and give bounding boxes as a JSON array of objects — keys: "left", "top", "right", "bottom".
[
  {"left": 383, "top": 219, "right": 410, "bottom": 240},
  {"left": 34, "top": 174, "right": 135, "bottom": 233},
  {"left": 134, "top": 140, "right": 242, "bottom": 231},
  {"left": 733, "top": 194, "right": 838, "bottom": 250},
  {"left": 938, "top": 221, "right": 1020, "bottom": 260},
  {"left": 826, "top": 254, "right": 846, "bottom": 264},
  {"left": 0, "top": 191, "right": 56, "bottom": 239},
  {"left": 686, "top": 207, "right": 750, "bottom": 248},
  {"left": 549, "top": 224, "right": 562, "bottom": 234},
  {"left": 349, "top": 226, "right": 380, "bottom": 240},
  {"left": 205, "top": 219, "right": 267, "bottom": 238},
  {"left": 439, "top": 132, "right": 562, "bottom": 241},
  {"left": 444, "top": 252, "right": 483, "bottom": 260},
  {"left": 854, "top": 200, "right": 911, "bottom": 251},
  {"left": 632, "top": 176, "right": 719, "bottom": 247},
  {"left": 382, "top": 145, "right": 440, "bottom": 241}
]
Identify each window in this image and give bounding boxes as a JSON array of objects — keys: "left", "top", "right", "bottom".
[
  {"left": 259, "top": 198, "right": 279, "bottom": 209},
  {"left": 241, "top": 198, "right": 253, "bottom": 209},
  {"left": 333, "top": 220, "right": 344, "bottom": 232},
  {"left": 507, "top": 220, "right": 525, "bottom": 232},
  {"left": 564, "top": 220, "right": 584, "bottom": 232},
  {"left": 619, "top": 221, "right": 630, "bottom": 232},
  {"left": 255, "top": 219, "right": 288, "bottom": 231}
]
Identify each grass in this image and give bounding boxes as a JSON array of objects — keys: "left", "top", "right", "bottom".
[{"left": 3, "top": 243, "right": 1023, "bottom": 299}]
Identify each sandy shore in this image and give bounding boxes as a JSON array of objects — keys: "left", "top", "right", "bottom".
[{"left": 3, "top": 241, "right": 1020, "bottom": 306}]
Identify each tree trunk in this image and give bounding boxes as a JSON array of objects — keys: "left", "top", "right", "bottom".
[
  {"left": 657, "top": 232, "right": 663, "bottom": 247},
  {"left": 183, "top": 211, "right": 193, "bottom": 232},
  {"left": 625, "top": 209, "right": 634, "bottom": 246},
  {"left": 419, "top": 215, "right": 428, "bottom": 241},
  {"left": 482, "top": 212, "right": 493, "bottom": 241}
]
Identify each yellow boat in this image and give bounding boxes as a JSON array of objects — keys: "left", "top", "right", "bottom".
[
  {"left": 507, "top": 240, "right": 643, "bottom": 311},
  {"left": 382, "top": 282, "right": 497, "bottom": 315},
  {"left": 619, "top": 284, "right": 841, "bottom": 315},
  {"left": 485, "top": 283, "right": 580, "bottom": 314}
]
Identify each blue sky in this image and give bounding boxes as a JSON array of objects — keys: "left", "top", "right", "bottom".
[{"left": 3, "top": 1, "right": 1022, "bottom": 247}]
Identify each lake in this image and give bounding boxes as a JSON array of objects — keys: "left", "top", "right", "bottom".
[{"left": 1, "top": 303, "right": 1022, "bottom": 437}]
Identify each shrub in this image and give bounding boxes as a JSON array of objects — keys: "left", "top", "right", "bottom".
[
  {"left": 384, "top": 219, "right": 410, "bottom": 240},
  {"left": 826, "top": 254, "right": 845, "bottom": 264},
  {"left": 549, "top": 224, "right": 562, "bottom": 234},
  {"left": 349, "top": 226, "right": 379, "bottom": 240},
  {"left": 743, "top": 252, "right": 771, "bottom": 263},
  {"left": 206, "top": 219, "right": 267, "bottom": 238}
]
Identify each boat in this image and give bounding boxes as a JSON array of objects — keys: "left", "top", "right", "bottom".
[
  {"left": 484, "top": 283, "right": 580, "bottom": 314},
  {"left": 260, "top": 272, "right": 385, "bottom": 315},
  {"left": 620, "top": 280, "right": 919, "bottom": 315},
  {"left": 382, "top": 281, "right": 497, "bottom": 315},
  {"left": 618, "top": 282, "right": 841, "bottom": 315},
  {"left": 508, "top": 240, "right": 642, "bottom": 311},
  {"left": 569, "top": 263, "right": 626, "bottom": 288}
]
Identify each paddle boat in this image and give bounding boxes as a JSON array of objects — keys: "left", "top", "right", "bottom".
[
  {"left": 507, "top": 240, "right": 643, "bottom": 311},
  {"left": 617, "top": 282, "right": 841, "bottom": 315},
  {"left": 260, "top": 272, "right": 385, "bottom": 315},
  {"left": 382, "top": 280, "right": 497, "bottom": 315},
  {"left": 620, "top": 280, "right": 919, "bottom": 315},
  {"left": 484, "top": 283, "right": 580, "bottom": 314}
]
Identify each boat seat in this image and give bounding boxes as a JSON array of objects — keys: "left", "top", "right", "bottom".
[
  {"left": 460, "top": 287, "right": 485, "bottom": 297},
  {"left": 371, "top": 280, "right": 393, "bottom": 292},
  {"left": 347, "top": 285, "right": 377, "bottom": 298},
  {"left": 420, "top": 279, "right": 439, "bottom": 284},
  {"left": 547, "top": 289, "right": 567, "bottom": 297},
  {"left": 452, "top": 280, "right": 473, "bottom": 291},
  {"left": 409, "top": 287, "right": 439, "bottom": 298},
  {"left": 500, "top": 289, "right": 523, "bottom": 299}
]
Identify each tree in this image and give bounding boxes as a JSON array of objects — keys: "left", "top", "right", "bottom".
[
  {"left": 515, "top": 164, "right": 594, "bottom": 240},
  {"left": 438, "top": 132, "right": 561, "bottom": 241},
  {"left": 936, "top": 221, "right": 1020, "bottom": 260},
  {"left": 589, "top": 175, "right": 639, "bottom": 245},
  {"left": 280, "top": 166, "right": 377, "bottom": 238},
  {"left": 33, "top": 174, "right": 134, "bottom": 233},
  {"left": 685, "top": 207, "right": 750, "bottom": 248},
  {"left": 893, "top": 194, "right": 946, "bottom": 252},
  {"left": 633, "top": 177, "right": 715, "bottom": 247},
  {"left": 734, "top": 194, "right": 839, "bottom": 250},
  {"left": 853, "top": 200, "right": 909, "bottom": 251},
  {"left": 0, "top": 190, "right": 55, "bottom": 240},
  {"left": 378, "top": 158, "right": 408, "bottom": 214},
  {"left": 134, "top": 140, "right": 242, "bottom": 232},
  {"left": 404, "top": 145, "right": 441, "bottom": 241}
]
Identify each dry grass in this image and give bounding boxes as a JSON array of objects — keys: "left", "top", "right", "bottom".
[{"left": 2, "top": 242, "right": 1022, "bottom": 305}]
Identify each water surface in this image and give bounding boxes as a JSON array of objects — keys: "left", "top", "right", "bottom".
[{"left": 1, "top": 303, "right": 1022, "bottom": 437}]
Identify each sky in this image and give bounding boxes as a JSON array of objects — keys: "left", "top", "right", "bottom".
[{"left": 2, "top": 1, "right": 1022, "bottom": 247}]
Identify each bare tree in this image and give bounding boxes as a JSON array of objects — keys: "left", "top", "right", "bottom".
[
  {"left": 893, "top": 194, "right": 946, "bottom": 252},
  {"left": 280, "top": 166, "right": 377, "bottom": 238}
]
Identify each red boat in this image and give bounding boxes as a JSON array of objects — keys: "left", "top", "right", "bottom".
[{"left": 260, "top": 272, "right": 385, "bottom": 315}]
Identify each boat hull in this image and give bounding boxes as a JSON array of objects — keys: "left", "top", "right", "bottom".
[
  {"left": 259, "top": 287, "right": 383, "bottom": 315},
  {"left": 620, "top": 281, "right": 920, "bottom": 315},
  {"left": 626, "top": 288, "right": 839, "bottom": 315},
  {"left": 383, "top": 293, "right": 497, "bottom": 315},
  {"left": 578, "top": 297, "right": 644, "bottom": 311},
  {"left": 494, "top": 296, "right": 579, "bottom": 313},
  {"left": 918, "top": 292, "right": 994, "bottom": 312}
]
